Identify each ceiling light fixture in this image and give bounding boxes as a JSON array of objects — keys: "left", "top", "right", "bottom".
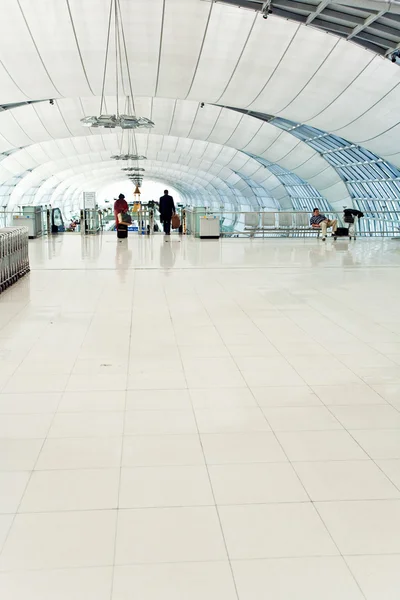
[
  {"left": 121, "top": 167, "right": 146, "bottom": 172},
  {"left": 80, "top": 0, "right": 154, "bottom": 131},
  {"left": 111, "top": 154, "right": 147, "bottom": 161}
]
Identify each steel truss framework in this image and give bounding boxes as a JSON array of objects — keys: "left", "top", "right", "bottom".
[
  {"left": 223, "top": 105, "right": 400, "bottom": 232},
  {"left": 206, "top": 0, "right": 400, "bottom": 57}
]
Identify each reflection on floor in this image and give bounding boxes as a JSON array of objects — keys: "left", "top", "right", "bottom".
[{"left": 0, "top": 233, "right": 400, "bottom": 599}]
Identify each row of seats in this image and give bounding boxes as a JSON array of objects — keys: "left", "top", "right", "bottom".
[{"left": 244, "top": 212, "right": 322, "bottom": 237}]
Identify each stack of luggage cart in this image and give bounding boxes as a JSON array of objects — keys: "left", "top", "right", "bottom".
[{"left": 0, "top": 227, "right": 30, "bottom": 294}]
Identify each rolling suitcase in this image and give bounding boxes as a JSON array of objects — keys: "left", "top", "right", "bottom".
[
  {"left": 335, "top": 227, "right": 349, "bottom": 237},
  {"left": 117, "top": 225, "right": 128, "bottom": 239}
]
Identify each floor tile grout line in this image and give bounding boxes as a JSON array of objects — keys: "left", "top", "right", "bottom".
[
  {"left": 312, "top": 500, "right": 369, "bottom": 600},
  {"left": 164, "top": 275, "right": 242, "bottom": 600},
  {"left": 290, "top": 290, "right": 400, "bottom": 392},
  {"left": 3, "top": 551, "right": 399, "bottom": 576},
  {"left": 0, "top": 298, "right": 42, "bottom": 393},
  {"left": 238, "top": 285, "right": 400, "bottom": 428},
  {"left": 2, "top": 236, "right": 400, "bottom": 590},
  {"left": 0, "top": 398, "right": 396, "bottom": 415},
  {"left": 203, "top": 277, "right": 370, "bottom": 600},
  {"left": 4, "top": 422, "right": 400, "bottom": 446},
  {"left": 186, "top": 274, "right": 326, "bottom": 595},
  {"left": 109, "top": 266, "right": 136, "bottom": 600},
  {"left": 3, "top": 497, "right": 400, "bottom": 518},
  {"left": 0, "top": 387, "right": 65, "bottom": 560},
  {"left": 324, "top": 408, "right": 400, "bottom": 495},
  {"left": 241, "top": 269, "right": 399, "bottom": 397}
]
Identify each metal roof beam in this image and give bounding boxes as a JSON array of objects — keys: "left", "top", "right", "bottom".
[
  {"left": 370, "top": 20, "right": 400, "bottom": 38},
  {"left": 352, "top": 36, "right": 387, "bottom": 52},
  {"left": 313, "top": 16, "right": 354, "bottom": 34},
  {"left": 356, "top": 29, "right": 393, "bottom": 47},
  {"left": 272, "top": 0, "right": 314, "bottom": 12},
  {"left": 347, "top": 10, "right": 386, "bottom": 39},
  {"left": 385, "top": 40, "right": 400, "bottom": 55},
  {"left": 306, "top": 0, "right": 330, "bottom": 25},
  {"left": 320, "top": 8, "right": 365, "bottom": 24}
]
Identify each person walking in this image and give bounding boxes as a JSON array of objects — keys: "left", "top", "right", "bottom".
[
  {"left": 114, "top": 193, "right": 131, "bottom": 240},
  {"left": 159, "top": 190, "right": 175, "bottom": 239}
]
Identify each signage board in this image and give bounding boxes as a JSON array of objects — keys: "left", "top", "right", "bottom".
[{"left": 83, "top": 192, "right": 96, "bottom": 210}]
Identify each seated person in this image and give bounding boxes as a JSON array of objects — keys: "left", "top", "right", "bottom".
[{"left": 310, "top": 208, "right": 337, "bottom": 241}]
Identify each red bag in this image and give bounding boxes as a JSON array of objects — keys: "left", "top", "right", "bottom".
[{"left": 171, "top": 214, "right": 180, "bottom": 229}]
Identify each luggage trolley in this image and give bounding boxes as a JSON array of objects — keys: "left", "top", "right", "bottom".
[
  {"left": 343, "top": 214, "right": 358, "bottom": 240},
  {"left": 341, "top": 209, "right": 364, "bottom": 241},
  {"left": 0, "top": 226, "right": 30, "bottom": 294}
]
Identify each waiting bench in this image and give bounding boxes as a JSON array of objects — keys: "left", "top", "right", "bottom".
[{"left": 244, "top": 213, "right": 320, "bottom": 237}]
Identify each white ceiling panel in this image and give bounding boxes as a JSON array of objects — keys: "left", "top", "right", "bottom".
[
  {"left": 206, "top": 109, "right": 243, "bottom": 145},
  {"left": 187, "top": 2, "right": 255, "bottom": 103},
  {"left": 0, "top": 61, "right": 29, "bottom": 104},
  {"left": 18, "top": 0, "right": 92, "bottom": 97},
  {"left": 249, "top": 26, "right": 338, "bottom": 116},
  {"left": 0, "top": 0, "right": 60, "bottom": 100},
  {"left": 361, "top": 126, "right": 400, "bottom": 157},
  {"left": 151, "top": 98, "right": 176, "bottom": 136},
  {"left": 310, "top": 58, "right": 400, "bottom": 133},
  {"left": 157, "top": 0, "right": 211, "bottom": 99},
  {"left": 217, "top": 17, "right": 299, "bottom": 108},
  {"left": 169, "top": 100, "right": 199, "bottom": 138},
  {"left": 334, "top": 87, "right": 400, "bottom": 144},
  {"left": 280, "top": 40, "right": 374, "bottom": 124},
  {"left": 0, "top": 111, "right": 35, "bottom": 150},
  {"left": 261, "top": 136, "right": 302, "bottom": 164},
  {"left": 189, "top": 104, "right": 221, "bottom": 141}
]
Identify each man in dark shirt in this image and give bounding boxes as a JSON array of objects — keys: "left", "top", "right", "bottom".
[
  {"left": 159, "top": 190, "right": 175, "bottom": 238},
  {"left": 310, "top": 208, "right": 337, "bottom": 241}
]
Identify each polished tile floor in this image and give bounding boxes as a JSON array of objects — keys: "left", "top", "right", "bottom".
[{"left": 1, "top": 233, "right": 400, "bottom": 599}]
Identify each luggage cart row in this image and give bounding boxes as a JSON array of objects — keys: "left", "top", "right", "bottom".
[{"left": 0, "top": 227, "right": 30, "bottom": 294}]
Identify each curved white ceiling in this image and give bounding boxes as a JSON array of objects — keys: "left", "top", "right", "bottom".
[
  {"left": 0, "top": 101, "right": 347, "bottom": 209},
  {"left": 0, "top": 0, "right": 399, "bottom": 212}
]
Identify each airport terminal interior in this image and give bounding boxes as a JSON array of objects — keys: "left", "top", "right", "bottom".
[{"left": 1, "top": 0, "right": 400, "bottom": 598}]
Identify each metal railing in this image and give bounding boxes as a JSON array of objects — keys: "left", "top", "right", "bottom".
[
  {"left": 184, "top": 208, "right": 400, "bottom": 238},
  {"left": 2, "top": 207, "right": 399, "bottom": 239}
]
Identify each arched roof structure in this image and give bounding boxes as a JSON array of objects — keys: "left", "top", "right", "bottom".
[{"left": 0, "top": 0, "right": 400, "bottom": 221}]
